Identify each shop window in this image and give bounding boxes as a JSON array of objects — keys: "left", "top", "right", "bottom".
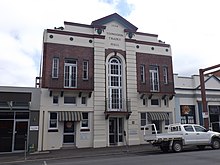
[
  {"left": 180, "top": 105, "right": 196, "bottom": 124},
  {"left": 49, "top": 112, "right": 58, "bottom": 130}
]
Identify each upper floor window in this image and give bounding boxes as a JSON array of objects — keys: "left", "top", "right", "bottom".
[
  {"left": 49, "top": 112, "right": 58, "bottom": 130},
  {"left": 140, "top": 65, "right": 145, "bottom": 83},
  {"left": 81, "top": 97, "right": 87, "bottom": 105},
  {"left": 163, "top": 66, "right": 168, "bottom": 84},
  {"left": 64, "top": 59, "right": 77, "bottom": 88},
  {"left": 149, "top": 65, "right": 159, "bottom": 92},
  {"left": 150, "top": 99, "right": 160, "bottom": 106},
  {"left": 53, "top": 95, "right": 59, "bottom": 104},
  {"left": 52, "top": 58, "right": 59, "bottom": 78},
  {"left": 108, "top": 57, "right": 122, "bottom": 110},
  {"left": 82, "top": 61, "right": 88, "bottom": 80},
  {"left": 64, "top": 96, "right": 76, "bottom": 104}
]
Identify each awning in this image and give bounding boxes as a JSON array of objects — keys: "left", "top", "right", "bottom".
[
  {"left": 58, "top": 111, "right": 82, "bottom": 121},
  {"left": 147, "top": 112, "right": 170, "bottom": 121}
]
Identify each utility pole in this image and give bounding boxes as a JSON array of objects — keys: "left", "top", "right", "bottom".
[{"left": 199, "top": 64, "right": 220, "bottom": 129}]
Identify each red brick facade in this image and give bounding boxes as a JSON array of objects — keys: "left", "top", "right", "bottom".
[{"left": 41, "top": 43, "right": 94, "bottom": 91}]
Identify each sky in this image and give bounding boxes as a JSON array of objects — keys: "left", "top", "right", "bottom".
[{"left": 0, "top": 0, "right": 220, "bottom": 87}]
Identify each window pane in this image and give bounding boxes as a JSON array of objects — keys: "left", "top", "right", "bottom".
[
  {"left": 50, "top": 112, "right": 57, "bottom": 119},
  {"left": 53, "top": 96, "right": 59, "bottom": 104}
]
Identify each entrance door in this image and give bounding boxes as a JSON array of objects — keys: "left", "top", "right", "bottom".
[
  {"left": 109, "top": 118, "right": 123, "bottom": 145},
  {"left": 14, "top": 121, "right": 28, "bottom": 151},
  {"left": 0, "top": 120, "right": 13, "bottom": 152},
  {"left": 63, "top": 121, "right": 75, "bottom": 144}
]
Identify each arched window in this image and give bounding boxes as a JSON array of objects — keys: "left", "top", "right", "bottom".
[{"left": 108, "top": 57, "right": 122, "bottom": 110}]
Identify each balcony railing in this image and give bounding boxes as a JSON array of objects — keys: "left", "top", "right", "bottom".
[{"left": 105, "top": 98, "right": 131, "bottom": 119}]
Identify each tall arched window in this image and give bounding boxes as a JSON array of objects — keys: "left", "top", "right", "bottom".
[{"left": 108, "top": 57, "right": 122, "bottom": 110}]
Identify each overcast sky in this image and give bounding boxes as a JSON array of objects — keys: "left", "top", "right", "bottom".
[{"left": 0, "top": 0, "right": 219, "bottom": 87}]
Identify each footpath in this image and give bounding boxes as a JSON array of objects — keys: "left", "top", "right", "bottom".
[{"left": 0, "top": 144, "right": 158, "bottom": 164}]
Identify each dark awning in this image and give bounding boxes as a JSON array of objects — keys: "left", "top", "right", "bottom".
[
  {"left": 58, "top": 111, "right": 82, "bottom": 121},
  {"left": 147, "top": 112, "right": 170, "bottom": 121}
]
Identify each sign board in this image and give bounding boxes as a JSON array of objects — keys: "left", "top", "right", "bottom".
[{"left": 30, "top": 126, "right": 39, "bottom": 131}]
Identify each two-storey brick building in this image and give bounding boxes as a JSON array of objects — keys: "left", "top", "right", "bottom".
[{"left": 38, "top": 13, "right": 175, "bottom": 151}]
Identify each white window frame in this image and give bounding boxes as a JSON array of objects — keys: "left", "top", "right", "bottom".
[
  {"left": 49, "top": 112, "right": 58, "bottom": 130},
  {"left": 52, "top": 58, "right": 59, "bottom": 78},
  {"left": 163, "top": 66, "right": 168, "bottom": 84},
  {"left": 108, "top": 58, "right": 123, "bottom": 110},
  {"left": 82, "top": 61, "right": 89, "bottom": 80},
  {"left": 81, "top": 112, "right": 89, "bottom": 129},
  {"left": 81, "top": 97, "right": 87, "bottom": 105},
  {"left": 53, "top": 95, "right": 59, "bottom": 105},
  {"left": 140, "top": 113, "right": 147, "bottom": 127},
  {"left": 64, "top": 96, "right": 77, "bottom": 105},
  {"left": 150, "top": 65, "right": 159, "bottom": 92},
  {"left": 140, "top": 64, "right": 145, "bottom": 83},
  {"left": 150, "top": 98, "right": 161, "bottom": 107},
  {"left": 64, "top": 60, "right": 77, "bottom": 88}
]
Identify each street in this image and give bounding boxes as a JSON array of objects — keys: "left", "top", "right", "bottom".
[{"left": 3, "top": 149, "right": 220, "bottom": 165}]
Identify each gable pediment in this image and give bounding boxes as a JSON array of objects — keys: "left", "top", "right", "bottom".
[{"left": 91, "top": 13, "right": 138, "bottom": 31}]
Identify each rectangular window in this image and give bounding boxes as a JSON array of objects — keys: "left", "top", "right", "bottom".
[
  {"left": 81, "top": 97, "right": 87, "bottom": 105},
  {"left": 141, "top": 113, "right": 147, "bottom": 127},
  {"left": 81, "top": 112, "right": 89, "bottom": 129},
  {"left": 142, "top": 98, "right": 148, "bottom": 106},
  {"left": 64, "top": 59, "right": 77, "bottom": 88},
  {"left": 163, "top": 66, "right": 168, "bottom": 84},
  {"left": 164, "top": 98, "right": 169, "bottom": 107},
  {"left": 151, "top": 99, "right": 160, "bottom": 106},
  {"left": 64, "top": 96, "right": 76, "bottom": 104},
  {"left": 83, "top": 61, "right": 88, "bottom": 80},
  {"left": 149, "top": 65, "right": 159, "bottom": 92},
  {"left": 53, "top": 96, "right": 59, "bottom": 104},
  {"left": 49, "top": 112, "right": 58, "bottom": 130},
  {"left": 140, "top": 65, "right": 145, "bottom": 83},
  {"left": 52, "top": 58, "right": 59, "bottom": 78}
]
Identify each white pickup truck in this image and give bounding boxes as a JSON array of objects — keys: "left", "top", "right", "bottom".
[{"left": 144, "top": 123, "right": 220, "bottom": 152}]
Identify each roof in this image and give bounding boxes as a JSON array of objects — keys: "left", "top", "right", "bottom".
[{"left": 91, "top": 13, "right": 138, "bottom": 31}]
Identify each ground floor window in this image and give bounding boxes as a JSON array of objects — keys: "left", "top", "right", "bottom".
[{"left": 180, "top": 105, "right": 196, "bottom": 124}]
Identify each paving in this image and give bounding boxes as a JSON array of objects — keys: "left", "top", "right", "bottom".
[{"left": 0, "top": 144, "right": 159, "bottom": 164}]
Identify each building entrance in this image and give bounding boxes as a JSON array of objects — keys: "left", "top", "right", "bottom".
[
  {"left": 109, "top": 117, "right": 123, "bottom": 145},
  {"left": 0, "top": 120, "right": 28, "bottom": 152}
]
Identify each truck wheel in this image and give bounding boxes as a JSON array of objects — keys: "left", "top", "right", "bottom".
[
  {"left": 211, "top": 138, "right": 220, "bottom": 149},
  {"left": 172, "top": 141, "right": 182, "bottom": 152}
]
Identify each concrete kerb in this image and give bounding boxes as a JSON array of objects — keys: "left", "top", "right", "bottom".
[{"left": 0, "top": 144, "right": 156, "bottom": 164}]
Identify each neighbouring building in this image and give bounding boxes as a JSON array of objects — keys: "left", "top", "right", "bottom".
[
  {"left": 0, "top": 86, "right": 40, "bottom": 153},
  {"left": 38, "top": 13, "right": 175, "bottom": 151},
  {"left": 174, "top": 74, "right": 220, "bottom": 131}
]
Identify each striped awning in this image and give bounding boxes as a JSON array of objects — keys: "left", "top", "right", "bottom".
[
  {"left": 147, "top": 112, "right": 169, "bottom": 121},
  {"left": 58, "top": 111, "right": 82, "bottom": 121}
]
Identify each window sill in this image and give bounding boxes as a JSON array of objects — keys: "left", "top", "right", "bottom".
[
  {"left": 80, "top": 128, "right": 90, "bottom": 132},
  {"left": 48, "top": 129, "right": 58, "bottom": 132}
]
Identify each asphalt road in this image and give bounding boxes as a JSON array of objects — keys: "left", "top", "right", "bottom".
[{"left": 4, "top": 149, "right": 220, "bottom": 165}]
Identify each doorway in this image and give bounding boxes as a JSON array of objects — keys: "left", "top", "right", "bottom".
[
  {"left": 63, "top": 121, "right": 75, "bottom": 144},
  {"left": 109, "top": 117, "right": 123, "bottom": 145},
  {"left": 0, "top": 120, "right": 28, "bottom": 152}
]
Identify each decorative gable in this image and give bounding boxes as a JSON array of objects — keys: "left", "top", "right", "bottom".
[{"left": 91, "top": 13, "right": 138, "bottom": 32}]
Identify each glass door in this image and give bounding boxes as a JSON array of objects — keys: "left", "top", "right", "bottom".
[
  {"left": 14, "top": 121, "right": 28, "bottom": 151},
  {"left": 109, "top": 118, "right": 123, "bottom": 145},
  {"left": 63, "top": 121, "right": 75, "bottom": 144},
  {"left": 0, "top": 120, "right": 13, "bottom": 152}
]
